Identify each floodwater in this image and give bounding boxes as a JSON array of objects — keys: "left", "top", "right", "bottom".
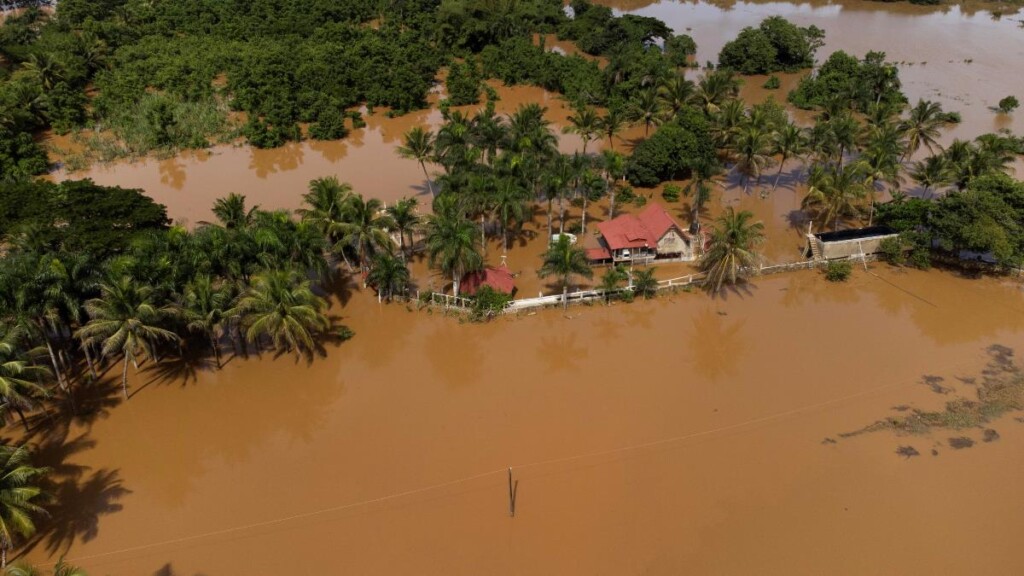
[
  {"left": 22, "top": 267, "right": 1024, "bottom": 574},
  {"left": 24, "top": 2, "right": 1024, "bottom": 573}
]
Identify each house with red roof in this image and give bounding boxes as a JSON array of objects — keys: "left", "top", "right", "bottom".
[
  {"left": 460, "top": 264, "right": 517, "bottom": 296},
  {"left": 585, "top": 204, "right": 694, "bottom": 264}
]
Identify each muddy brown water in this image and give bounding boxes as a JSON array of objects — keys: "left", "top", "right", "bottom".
[
  {"left": 21, "top": 267, "right": 1024, "bottom": 574},
  {"left": 24, "top": 2, "right": 1024, "bottom": 573}
]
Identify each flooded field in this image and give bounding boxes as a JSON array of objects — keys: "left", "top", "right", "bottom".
[
  {"left": 24, "top": 1, "right": 1024, "bottom": 573},
  {"left": 22, "top": 266, "right": 1024, "bottom": 574}
]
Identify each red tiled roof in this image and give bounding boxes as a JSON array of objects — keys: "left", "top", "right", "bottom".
[
  {"left": 595, "top": 204, "right": 684, "bottom": 251},
  {"left": 585, "top": 246, "right": 612, "bottom": 261},
  {"left": 461, "top": 265, "right": 516, "bottom": 296}
]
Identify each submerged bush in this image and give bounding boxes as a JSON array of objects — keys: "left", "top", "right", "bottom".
[
  {"left": 997, "top": 95, "right": 1019, "bottom": 114},
  {"left": 470, "top": 285, "right": 512, "bottom": 321},
  {"left": 763, "top": 75, "right": 781, "bottom": 90},
  {"left": 824, "top": 260, "right": 853, "bottom": 282}
]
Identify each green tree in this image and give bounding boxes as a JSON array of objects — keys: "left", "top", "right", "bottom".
[
  {"left": 699, "top": 207, "right": 765, "bottom": 294},
  {"left": 562, "top": 105, "right": 601, "bottom": 155},
  {"left": 732, "top": 124, "right": 773, "bottom": 195},
  {"left": 538, "top": 235, "right": 593, "bottom": 309},
  {"left": 177, "top": 275, "right": 231, "bottom": 369},
  {"left": 899, "top": 100, "right": 946, "bottom": 161},
  {"left": 492, "top": 178, "right": 530, "bottom": 253},
  {"left": 397, "top": 127, "right": 436, "bottom": 197},
  {"left": 598, "top": 106, "right": 626, "bottom": 151},
  {"left": 298, "top": 177, "right": 352, "bottom": 245},
  {"left": 598, "top": 265, "right": 628, "bottom": 304},
  {"left": 802, "top": 164, "right": 869, "bottom": 231},
  {"left": 385, "top": 197, "right": 421, "bottom": 259},
  {"left": 210, "top": 193, "right": 258, "bottom": 230},
  {"left": 366, "top": 252, "right": 411, "bottom": 302},
  {"left": 231, "top": 270, "right": 329, "bottom": 359},
  {"left": 76, "top": 276, "right": 180, "bottom": 399},
  {"left": 0, "top": 444, "right": 48, "bottom": 568},
  {"left": 424, "top": 208, "right": 483, "bottom": 298},
  {"left": 625, "top": 88, "right": 663, "bottom": 137},
  {"left": 770, "top": 121, "right": 809, "bottom": 193},
  {"left": 631, "top": 268, "right": 659, "bottom": 299},
  {"left": 0, "top": 325, "right": 49, "bottom": 431},
  {"left": 996, "top": 95, "right": 1018, "bottom": 114},
  {"left": 335, "top": 195, "right": 395, "bottom": 270},
  {"left": 908, "top": 155, "right": 950, "bottom": 199}
]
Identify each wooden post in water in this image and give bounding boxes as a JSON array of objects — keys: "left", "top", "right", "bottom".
[{"left": 508, "top": 467, "right": 516, "bottom": 517}]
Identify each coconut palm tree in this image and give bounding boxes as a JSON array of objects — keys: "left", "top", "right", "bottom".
[
  {"left": 0, "top": 444, "right": 48, "bottom": 568},
  {"left": 397, "top": 126, "right": 436, "bottom": 197},
  {"left": 626, "top": 88, "right": 663, "bottom": 137},
  {"left": 335, "top": 194, "right": 396, "bottom": 270},
  {"left": 908, "top": 155, "right": 950, "bottom": 199},
  {"left": 298, "top": 177, "right": 352, "bottom": 243},
  {"left": 732, "top": 125, "right": 773, "bottom": 195},
  {"left": 230, "top": 269, "right": 329, "bottom": 359},
  {"left": 801, "top": 164, "right": 869, "bottom": 231},
  {"left": 695, "top": 70, "right": 741, "bottom": 115},
  {"left": 770, "top": 122, "right": 810, "bottom": 193},
  {"left": 385, "top": 197, "right": 421, "bottom": 259},
  {"left": 599, "top": 266, "right": 628, "bottom": 304},
  {"left": 76, "top": 276, "right": 180, "bottom": 399},
  {"left": 657, "top": 73, "right": 696, "bottom": 120},
  {"left": 578, "top": 168, "right": 606, "bottom": 234},
  {"left": 492, "top": 178, "right": 530, "bottom": 253},
  {"left": 470, "top": 105, "right": 508, "bottom": 166},
  {"left": 424, "top": 209, "right": 483, "bottom": 298},
  {"left": 826, "top": 112, "right": 860, "bottom": 166},
  {"left": 176, "top": 275, "right": 231, "bottom": 369},
  {"left": 366, "top": 253, "right": 411, "bottom": 302},
  {"left": 5, "top": 558, "right": 87, "bottom": 576},
  {"left": 600, "top": 149, "right": 626, "bottom": 220},
  {"left": 699, "top": 208, "right": 765, "bottom": 294},
  {"left": 598, "top": 107, "right": 626, "bottom": 151},
  {"left": 899, "top": 99, "right": 946, "bottom": 161},
  {"left": 209, "top": 193, "right": 258, "bottom": 230},
  {"left": 538, "top": 235, "right": 593, "bottom": 309},
  {"left": 0, "top": 325, "right": 49, "bottom": 431},
  {"left": 684, "top": 162, "right": 720, "bottom": 237},
  {"left": 631, "top": 268, "right": 659, "bottom": 299},
  {"left": 562, "top": 105, "right": 601, "bottom": 155}
]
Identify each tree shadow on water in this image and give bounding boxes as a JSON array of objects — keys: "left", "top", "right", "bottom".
[{"left": 153, "top": 563, "right": 209, "bottom": 576}]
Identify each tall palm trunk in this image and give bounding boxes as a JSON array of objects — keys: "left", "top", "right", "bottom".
[
  {"left": 562, "top": 283, "right": 569, "bottom": 310},
  {"left": 452, "top": 272, "right": 461, "bottom": 298},
  {"left": 121, "top": 355, "right": 130, "bottom": 399},
  {"left": 420, "top": 162, "right": 435, "bottom": 198},
  {"left": 82, "top": 342, "right": 98, "bottom": 380},
  {"left": 209, "top": 329, "right": 222, "bottom": 369},
  {"left": 480, "top": 214, "right": 487, "bottom": 258},
  {"left": 546, "top": 197, "right": 553, "bottom": 240},
  {"left": 42, "top": 332, "right": 66, "bottom": 392},
  {"left": 581, "top": 194, "right": 588, "bottom": 234},
  {"left": 558, "top": 194, "right": 566, "bottom": 235},
  {"left": 771, "top": 153, "right": 789, "bottom": 193}
]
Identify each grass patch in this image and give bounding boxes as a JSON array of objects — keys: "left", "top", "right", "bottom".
[{"left": 841, "top": 344, "right": 1022, "bottom": 438}]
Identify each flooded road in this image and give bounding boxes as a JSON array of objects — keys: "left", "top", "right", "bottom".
[{"left": 24, "top": 267, "right": 1024, "bottom": 574}]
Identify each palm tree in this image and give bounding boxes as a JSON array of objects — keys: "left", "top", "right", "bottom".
[
  {"left": 366, "top": 253, "right": 411, "bottom": 302},
  {"left": 0, "top": 325, "right": 49, "bottom": 431},
  {"left": 397, "top": 127, "right": 436, "bottom": 197},
  {"left": 826, "top": 112, "right": 860, "bottom": 166},
  {"left": 76, "top": 276, "right": 180, "bottom": 399},
  {"left": 801, "top": 164, "right": 869, "bottom": 231},
  {"left": 770, "top": 122, "right": 810, "bottom": 193},
  {"left": 732, "top": 125, "right": 773, "bottom": 195},
  {"left": 492, "top": 178, "right": 530, "bottom": 253},
  {"left": 626, "top": 88, "right": 663, "bottom": 137},
  {"left": 424, "top": 209, "right": 483, "bottom": 298},
  {"left": 335, "top": 194, "right": 396, "bottom": 270},
  {"left": 599, "top": 266, "right": 628, "bottom": 304},
  {"left": 298, "top": 177, "right": 352, "bottom": 243},
  {"left": 385, "top": 197, "right": 421, "bottom": 259},
  {"left": 0, "top": 444, "right": 48, "bottom": 568},
  {"left": 656, "top": 73, "right": 696, "bottom": 119},
  {"left": 908, "top": 155, "right": 950, "bottom": 199},
  {"left": 562, "top": 105, "right": 601, "bottom": 155},
  {"left": 598, "top": 107, "right": 626, "bottom": 151},
  {"left": 695, "top": 70, "right": 741, "bottom": 115},
  {"left": 899, "top": 99, "right": 945, "bottom": 161},
  {"left": 699, "top": 208, "right": 765, "bottom": 294},
  {"left": 5, "top": 558, "right": 87, "bottom": 576},
  {"left": 600, "top": 149, "right": 626, "bottom": 220},
  {"left": 684, "top": 163, "right": 717, "bottom": 237},
  {"left": 230, "top": 270, "right": 329, "bottom": 359},
  {"left": 538, "top": 235, "right": 593, "bottom": 309},
  {"left": 209, "top": 193, "right": 258, "bottom": 230},
  {"left": 176, "top": 275, "right": 231, "bottom": 369},
  {"left": 631, "top": 268, "right": 659, "bottom": 299},
  {"left": 856, "top": 142, "right": 903, "bottom": 226}
]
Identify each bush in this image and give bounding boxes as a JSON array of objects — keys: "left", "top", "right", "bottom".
[
  {"left": 470, "top": 285, "right": 512, "bottom": 321},
  {"left": 662, "top": 183, "right": 682, "bottom": 202},
  {"left": 824, "top": 260, "right": 853, "bottom": 282},
  {"left": 788, "top": 50, "right": 906, "bottom": 111},
  {"left": 763, "top": 75, "right": 781, "bottom": 90},
  {"left": 664, "top": 34, "right": 697, "bottom": 67},
  {"left": 308, "top": 108, "right": 348, "bottom": 140},
  {"left": 879, "top": 236, "right": 907, "bottom": 266},
  {"left": 446, "top": 60, "right": 482, "bottom": 106},
  {"left": 997, "top": 95, "right": 1019, "bottom": 114}
]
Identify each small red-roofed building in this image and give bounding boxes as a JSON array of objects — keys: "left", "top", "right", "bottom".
[
  {"left": 460, "top": 264, "right": 517, "bottom": 296},
  {"left": 586, "top": 204, "right": 694, "bottom": 264}
]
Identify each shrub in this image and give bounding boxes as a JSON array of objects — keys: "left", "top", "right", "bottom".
[
  {"left": 788, "top": 50, "right": 906, "bottom": 111},
  {"left": 763, "top": 75, "right": 781, "bottom": 90},
  {"left": 824, "top": 259, "right": 853, "bottom": 282},
  {"left": 470, "top": 286, "right": 512, "bottom": 322},
  {"left": 632, "top": 268, "right": 659, "bottom": 298},
  {"left": 664, "top": 34, "right": 697, "bottom": 67},
  {"left": 718, "top": 17, "right": 823, "bottom": 74},
  {"left": 446, "top": 60, "right": 482, "bottom": 106},
  {"left": 662, "top": 183, "right": 682, "bottom": 202},
  {"left": 997, "top": 95, "right": 1019, "bottom": 114},
  {"left": 879, "top": 236, "right": 907, "bottom": 266},
  {"left": 308, "top": 108, "right": 348, "bottom": 140}
]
